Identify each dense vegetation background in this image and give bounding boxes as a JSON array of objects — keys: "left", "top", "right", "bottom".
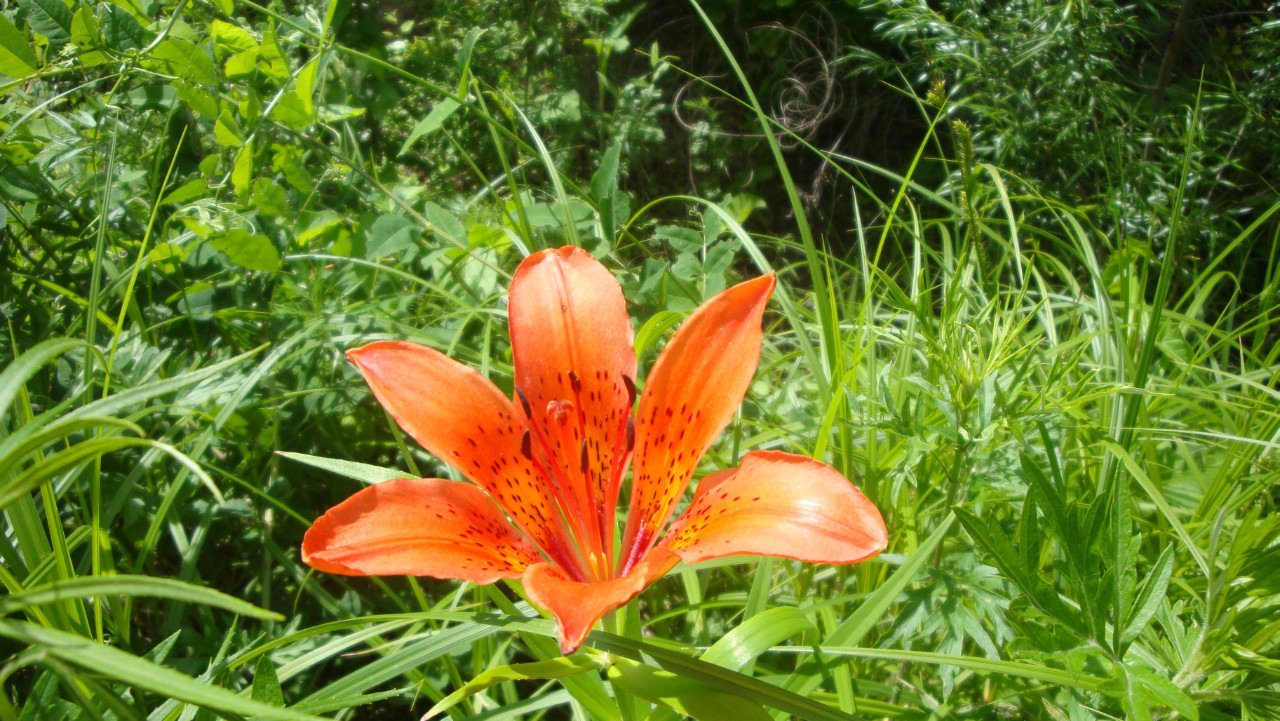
[{"left": 2, "top": 0, "right": 1278, "bottom": 719}]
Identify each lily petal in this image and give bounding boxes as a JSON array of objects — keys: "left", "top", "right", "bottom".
[
  {"left": 302, "top": 478, "right": 544, "bottom": 584},
  {"left": 347, "top": 341, "right": 578, "bottom": 572},
  {"left": 659, "top": 451, "right": 887, "bottom": 565},
  {"left": 509, "top": 247, "right": 637, "bottom": 565},
  {"left": 620, "top": 274, "right": 776, "bottom": 571},
  {"left": 523, "top": 548, "right": 679, "bottom": 654}
]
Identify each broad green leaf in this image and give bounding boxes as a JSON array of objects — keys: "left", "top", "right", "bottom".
[
  {"left": 0, "top": 14, "right": 38, "bottom": 79},
  {"left": 270, "top": 92, "right": 313, "bottom": 131},
  {"left": 424, "top": 655, "right": 606, "bottom": 720},
  {"left": 0, "top": 338, "right": 86, "bottom": 421},
  {"left": 0, "top": 415, "right": 140, "bottom": 475},
  {"left": 211, "top": 229, "right": 281, "bottom": 272},
  {"left": 160, "top": 177, "right": 207, "bottom": 206},
  {"left": 215, "top": 109, "right": 245, "bottom": 146},
  {"left": 295, "top": 211, "right": 341, "bottom": 243},
  {"left": 19, "top": 0, "right": 72, "bottom": 50},
  {"left": 296, "top": 57, "right": 319, "bottom": 115},
  {"left": 252, "top": 655, "right": 287, "bottom": 707},
  {"left": 701, "top": 606, "right": 814, "bottom": 672},
  {"left": 634, "top": 310, "right": 683, "bottom": 355},
  {"left": 69, "top": 4, "right": 105, "bottom": 66},
  {"left": 259, "top": 24, "right": 289, "bottom": 78},
  {"left": 252, "top": 178, "right": 289, "bottom": 217},
  {"left": 173, "top": 79, "right": 219, "bottom": 118},
  {"left": 588, "top": 632, "right": 854, "bottom": 721},
  {"left": 0, "top": 575, "right": 282, "bottom": 620},
  {"left": 0, "top": 436, "right": 220, "bottom": 509},
  {"left": 232, "top": 145, "right": 254, "bottom": 199},
  {"left": 101, "top": 3, "right": 147, "bottom": 51},
  {"left": 398, "top": 98, "right": 460, "bottom": 156},
  {"left": 145, "top": 38, "right": 216, "bottom": 82},
  {"left": 366, "top": 214, "right": 415, "bottom": 259},
  {"left": 276, "top": 451, "right": 405, "bottom": 485},
  {"left": 225, "top": 47, "right": 260, "bottom": 77},
  {"left": 211, "top": 19, "right": 256, "bottom": 55},
  {"left": 607, "top": 658, "right": 773, "bottom": 721},
  {"left": 589, "top": 140, "right": 623, "bottom": 203},
  {"left": 423, "top": 201, "right": 464, "bottom": 246},
  {"left": 1121, "top": 544, "right": 1174, "bottom": 647},
  {"left": 0, "top": 621, "right": 324, "bottom": 721}
]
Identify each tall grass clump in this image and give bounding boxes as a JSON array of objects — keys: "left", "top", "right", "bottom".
[{"left": 1, "top": 0, "right": 1277, "bottom": 719}]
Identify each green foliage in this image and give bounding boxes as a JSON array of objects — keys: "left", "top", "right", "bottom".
[{"left": 2, "top": 0, "right": 1278, "bottom": 719}]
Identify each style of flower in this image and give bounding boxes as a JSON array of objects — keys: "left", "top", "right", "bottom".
[{"left": 302, "top": 246, "right": 887, "bottom": 653}]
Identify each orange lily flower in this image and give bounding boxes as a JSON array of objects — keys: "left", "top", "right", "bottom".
[{"left": 302, "top": 246, "right": 887, "bottom": 653}]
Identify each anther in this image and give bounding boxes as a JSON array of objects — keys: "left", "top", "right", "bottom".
[
  {"left": 623, "top": 375, "right": 636, "bottom": 406},
  {"left": 568, "top": 370, "right": 582, "bottom": 394},
  {"left": 580, "top": 441, "right": 589, "bottom": 474},
  {"left": 625, "top": 417, "right": 635, "bottom": 451},
  {"left": 520, "top": 430, "right": 533, "bottom": 460},
  {"left": 515, "top": 387, "right": 533, "bottom": 418},
  {"left": 547, "top": 399, "right": 573, "bottom": 426}
]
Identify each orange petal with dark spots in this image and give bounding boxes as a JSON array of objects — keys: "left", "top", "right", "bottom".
[
  {"left": 509, "top": 247, "right": 637, "bottom": 563},
  {"left": 346, "top": 341, "right": 580, "bottom": 574},
  {"left": 659, "top": 451, "right": 887, "bottom": 565},
  {"left": 303, "top": 478, "right": 544, "bottom": 584},
  {"left": 619, "top": 273, "right": 776, "bottom": 572},
  {"left": 523, "top": 548, "right": 679, "bottom": 654}
]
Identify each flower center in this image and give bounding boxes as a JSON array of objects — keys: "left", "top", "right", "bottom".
[{"left": 515, "top": 378, "right": 635, "bottom": 583}]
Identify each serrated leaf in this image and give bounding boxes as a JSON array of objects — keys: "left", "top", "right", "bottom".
[
  {"left": 275, "top": 451, "right": 404, "bottom": 484},
  {"left": 0, "top": 14, "right": 38, "bottom": 78},
  {"left": 1121, "top": 544, "right": 1174, "bottom": 647},
  {"left": 210, "top": 229, "right": 280, "bottom": 272}
]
